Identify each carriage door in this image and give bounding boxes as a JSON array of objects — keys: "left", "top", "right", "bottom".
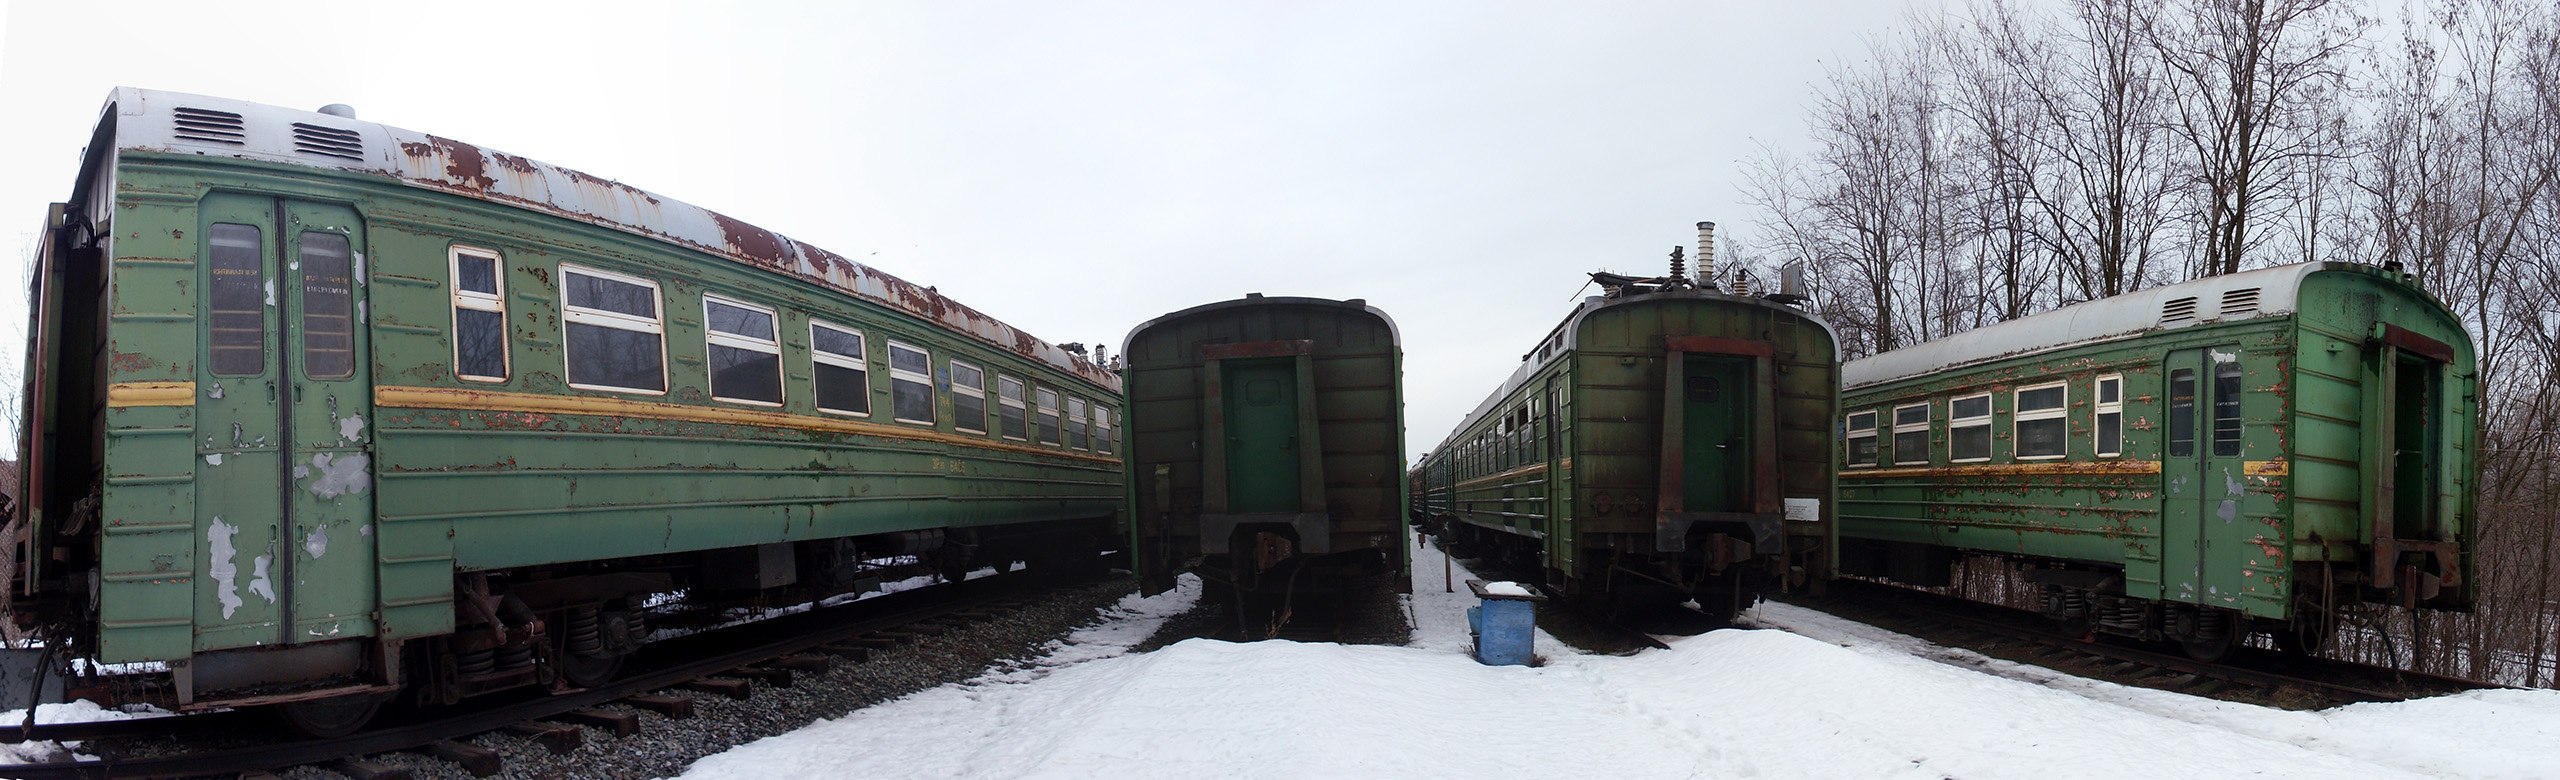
[
  {"left": 1680, "top": 356, "right": 1751, "bottom": 513},
  {"left": 1542, "top": 377, "right": 1573, "bottom": 577},
  {"left": 192, "top": 193, "right": 376, "bottom": 652},
  {"left": 2160, "top": 347, "right": 2246, "bottom": 607}
]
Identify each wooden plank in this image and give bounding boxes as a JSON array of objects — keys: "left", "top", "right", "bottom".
[
  {"left": 331, "top": 759, "right": 411, "bottom": 780},
  {"left": 424, "top": 740, "right": 503, "bottom": 778},
  {"left": 502, "top": 721, "right": 585, "bottom": 754},
  {"left": 765, "top": 654, "right": 829, "bottom": 672},
  {"left": 680, "top": 678, "right": 754, "bottom": 699},
  {"left": 729, "top": 667, "right": 794, "bottom": 688},
  {"left": 548, "top": 708, "right": 642, "bottom": 738},
  {"left": 623, "top": 694, "right": 697, "bottom": 719}
]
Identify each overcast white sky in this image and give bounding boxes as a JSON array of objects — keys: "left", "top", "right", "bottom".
[{"left": 0, "top": 0, "right": 1917, "bottom": 458}]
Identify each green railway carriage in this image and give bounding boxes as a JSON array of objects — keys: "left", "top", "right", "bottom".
[
  {"left": 1836, "top": 261, "right": 2476, "bottom": 660},
  {"left": 1413, "top": 258, "right": 1840, "bottom": 621},
  {"left": 7, "top": 88, "right": 1123, "bottom": 729},
  {"left": 1122, "top": 295, "right": 1409, "bottom": 616}
]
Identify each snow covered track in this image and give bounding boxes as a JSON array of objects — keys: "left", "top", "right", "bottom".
[{"left": 1797, "top": 579, "right": 2499, "bottom": 709}]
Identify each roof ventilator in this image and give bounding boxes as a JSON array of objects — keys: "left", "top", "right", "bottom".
[
  {"left": 2220, "top": 287, "right": 2261, "bottom": 318},
  {"left": 172, "top": 107, "right": 246, "bottom": 145},
  {"left": 291, "top": 123, "right": 365, "bottom": 160},
  {"left": 2160, "top": 296, "right": 2199, "bottom": 326}
]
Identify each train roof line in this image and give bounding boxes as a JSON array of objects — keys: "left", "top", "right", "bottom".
[
  {"left": 91, "top": 87, "right": 1118, "bottom": 392},
  {"left": 1841, "top": 261, "right": 2360, "bottom": 390},
  {"left": 1425, "top": 287, "right": 1828, "bottom": 458}
]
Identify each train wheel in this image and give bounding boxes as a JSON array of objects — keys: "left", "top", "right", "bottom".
[
  {"left": 275, "top": 691, "right": 387, "bottom": 738},
  {"left": 557, "top": 606, "right": 633, "bottom": 688},
  {"left": 2175, "top": 608, "right": 2238, "bottom": 663}
]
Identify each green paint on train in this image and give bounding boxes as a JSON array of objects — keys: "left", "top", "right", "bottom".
[
  {"left": 1837, "top": 261, "right": 2475, "bottom": 658},
  {"left": 1122, "top": 295, "right": 1409, "bottom": 610},
  {"left": 1412, "top": 272, "right": 1840, "bottom": 622},
  {"left": 13, "top": 88, "right": 1124, "bottom": 717}
]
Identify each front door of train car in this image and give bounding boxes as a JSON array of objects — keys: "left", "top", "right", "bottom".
[
  {"left": 193, "top": 194, "right": 377, "bottom": 658},
  {"left": 2159, "top": 347, "right": 2248, "bottom": 610}
]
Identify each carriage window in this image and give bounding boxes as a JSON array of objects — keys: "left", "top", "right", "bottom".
[
  {"left": 1068, "top": 397, "right": 1090, "bottom": 450},
  {"left": 450, "top": 247, "right": 508, "bottom": 382},
  {"left": 1949, "top": 393, "right": 1992, "bottom": 462},
  {"left": 2213, "top": 359, "right": 2243, "bottom": 456},
  {"left": 1845, "top": 411, "right": 1878, "bottom": 467},
  {"left": 2015, "top": 383, "right": 2067, "bottom": 459},
  {"left": 950, "top": 361, "right": 986, "bottom": 434},
  {"left": 810, "top": 321, "right": 869, "bottom": 416},
  {"left": 299, "top": 232, "right": 355, "bottom": 379},
  {"left": 997, "top": 376, "right": 1029, "bottom": 440},
  {"left": 1036, "top": 388, "right": 1063, "bottom": 445},
  {"left": 1094, "top": 405, "right": 1114, "bottom": 453},
  {"left": 2095, "top": 374, "right": 2124, "bottom": 458},
  {"left": 1890, "top": 403, "right": 1930, "bottom": 465},
  {"left": 2168, "top": 369, "right": 2197, "bottom": 457},
  {"left": 704, "top": 295, "right": 782, "bottom": 406},
  {"left": 561, "top": 265, "right": 665, "bottom": 393},
  {"left": 887, "top": 341, "right": 934, "bottom": 425},
  {"left": 208, "top": 224, "right": 265, "bottom": 376}
]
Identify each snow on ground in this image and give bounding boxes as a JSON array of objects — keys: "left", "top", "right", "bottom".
[
  {"left": 673, "top": 536, "right": 2560, "bottom": 779},
  {"left": 0, "top": 700, "right": 171, "bottom": 765}
]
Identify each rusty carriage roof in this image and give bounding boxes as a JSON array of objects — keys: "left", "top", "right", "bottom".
[{"left": 91, "top": 87, "right": 1118, "bottom": 392}]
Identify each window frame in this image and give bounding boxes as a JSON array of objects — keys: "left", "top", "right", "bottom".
[
  {"left": 2013, "top": 381, "right": 2069, "bottom": 460},
  {"left": 1844, "top": 410, "right": 1879, "bottom": 468},
  {"left": 1067, "top": 396, "right": 1090, "bottom": 450},
  {"left": 949, "top": 359, "right": 988, "bottom": 434},
  {"left": 702, "top": 294, "right": 784, "bottom": 407},
  {"left": 1035, "top": 387, "right": 1063, "bottom": 446},
  {"left": 885, "top": 340, "right": 935, "bottom": 426},
  {"left": 1093, "top": 403, "right": 1114, "bottom": 454},
  {"left": 2094, "top": 373, "right": 2125, "bottom": 458},
  {"left": 1948, "top": 392, "right": 1993, "bottom": 463},
  {"left": 559, "top": 263, "right": 667, "bottom": 395},
  {"left": 1889, "top": 402, "right": 1931, "bottom": 466},
  {"left": 449, "top": 245, "right": 510, "bottom": 383},
  {"left": 997, "top": 375, "right": 1029, "bottom": 441},
  {"left": 809, "top": 320, "right": 871, "bottom": 418}
]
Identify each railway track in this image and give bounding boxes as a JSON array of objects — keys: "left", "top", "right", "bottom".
[
  {"left": 1, "top": 573, "right": 1074, "bottom": 779},
  {"left": 1788, "top": 579, "right": 2499, "bottom": 709}
]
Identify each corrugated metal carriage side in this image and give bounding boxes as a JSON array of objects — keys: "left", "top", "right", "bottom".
[
  {"left": 1413, "top": 267, "right": 1840, "bottom": 623},
  {"left": 1121, "top": 295, "right": 1409, "bottom": 623},
  {"left": 1835, "top": 261, "right": 2476, "bottom": 661},
  {"left": 5, "top": 88, "right": 1127, "bottom": 734}
]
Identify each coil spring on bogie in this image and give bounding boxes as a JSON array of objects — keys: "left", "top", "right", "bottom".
[
  {"left": 456, "top": 648, "right": 495, "bottom": 676},
  {"left": 2060, "top": 591, "right": 2090, "bottom": 621},
  {"left": 2097, "top": 599, "right": 2145, "bottom": 632},
  {"left": 566, "top": 606, "right": 604, "bottom": 657},
  {"left": 494, "top": 642, "right": 533, "bottom": 670}
]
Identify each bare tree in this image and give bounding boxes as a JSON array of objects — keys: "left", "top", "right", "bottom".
[{"left": 2147, "top": 0, "right": 2366, "bottom": 277}]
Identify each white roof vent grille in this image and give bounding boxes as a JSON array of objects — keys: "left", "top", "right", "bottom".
[
  {"left": 2161, "top": 296, "right": 2199, "bottom": 326},
  {"left": 172, "top": 107, "right": 246, "bottom": 145},
  {"left": 291, "top": 123, "right": 364, "bottom": 160},
  {"left": 2220, "top": 287, "right": 2261, "bottom": 318}
]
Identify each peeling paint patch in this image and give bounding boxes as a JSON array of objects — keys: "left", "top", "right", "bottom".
[
  {"left": 338, "top": 414, "right": 366, "bottom": 443},
  {"left": 248, "top": 553, "right": 276, "bottom": 604},
  {"left": 359, "top": 522, "right": 374, "bottom": 537},
  {"left": 206, "top": 382, "right": 224, "bottom": 400},
  {"left": 209, "top": 518, "right": 244, "bottom": 619},
  {"left": 263, "top": 280, "right": 276, "bottom": 307},
  {"left": 305, "top": 525, "right": 328, "bottom": 559},
  {"left": 353, "top": 251, "right": 368, "bottom": 285},
  {"left": 306, "top": 452, "right": 372, "bottom": 499},
  {"left": 204, "top": 453, "right": 223, "bottom": 466}
]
